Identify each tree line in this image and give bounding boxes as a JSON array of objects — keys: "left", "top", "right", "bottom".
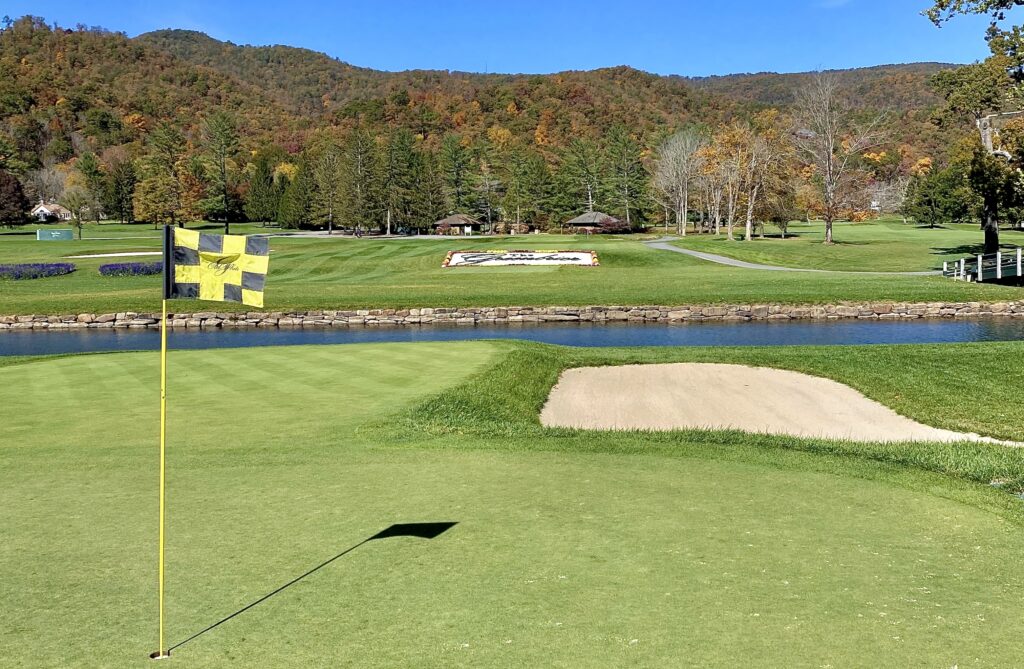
[{"left": 1, "top": 74, "right": 915, "bottom": 241}]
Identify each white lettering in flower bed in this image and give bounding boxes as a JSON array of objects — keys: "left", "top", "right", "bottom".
[{"left": 443, "top": 250, "right": 599, "bottom": 267}]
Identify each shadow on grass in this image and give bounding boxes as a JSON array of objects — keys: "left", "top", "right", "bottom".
[
  {"left": 168, "top": 522, "right": 457, "bottom": 654},
  {"left": 930, "top": 242, "right": 1024, "bottom": 258}
]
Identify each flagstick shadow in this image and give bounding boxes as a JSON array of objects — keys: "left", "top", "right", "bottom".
[{"left": 168, "top": 522, "right": 457, "bottom": 653}]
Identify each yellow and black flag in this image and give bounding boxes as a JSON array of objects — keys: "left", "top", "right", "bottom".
[{"left": 162, "top": 227, "right": 270, "bottom": 307}]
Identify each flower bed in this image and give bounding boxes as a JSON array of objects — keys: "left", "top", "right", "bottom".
[
  {"left": 98, "top": 262, "right": 163, "bottom": 277},
  {"left": 0, "top": 263, "right": 76, "bottom": 280}
]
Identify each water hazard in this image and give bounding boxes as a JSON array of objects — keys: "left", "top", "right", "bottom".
[{"left": 2, "top": 318, "right": 1024, "bottom": 356}]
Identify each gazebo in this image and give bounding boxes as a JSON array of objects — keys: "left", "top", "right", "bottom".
[
  {"left": 565, "top": 211, "right": 626, "bottom": 234},
  {"left": 433, "top": 214, "right": 483, "bottom": 236}
]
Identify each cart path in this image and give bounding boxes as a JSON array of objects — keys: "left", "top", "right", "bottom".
[{"left": 644, "top": 236, "right": 942, "bottom": 276}]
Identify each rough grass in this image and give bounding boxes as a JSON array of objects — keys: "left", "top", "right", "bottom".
[
  {"left": 395, "top": 341, "right": 1024, "bottom": 492},
  {"left": 673, "top": 219, "right": 1024, "bottom": 272},
  {"left": 3, "top": 341, "right": 1024, "bottom": 667},
  {"left": 1, "top": 223, "right": 1021, "bottom": 314}
]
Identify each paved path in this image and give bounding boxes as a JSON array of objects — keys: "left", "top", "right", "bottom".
[{"left": 644, "top": 236, "right": 942, "bottom": 276}]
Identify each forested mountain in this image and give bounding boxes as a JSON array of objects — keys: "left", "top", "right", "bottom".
[
  {"left": 0, "top": 15, "right": 979, "bottom": 235},
  {"left": 685, "top": 63, "right": 951, "bottom": 110},
  {"left": 0, "top": 18, "right": 298, "bottom": 166},
  {"left": 133, "top": 29, "right": 959, "bottom": 151},
  {"left": 136, "top": 29, "right": 714, "bottom": 150},
  {"left": 1, "top": 16, "right": 965, "bottom": 171}
]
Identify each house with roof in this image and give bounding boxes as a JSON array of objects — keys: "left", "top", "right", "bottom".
[
  {"left": 30, "top": 201, "right": 73, "bottom": 222},
  {"left": 432, "top": 213, "right": 483, "bottom": 236},
  {"left": 565, "top": 211, "right": 628, "bottom": 234}
]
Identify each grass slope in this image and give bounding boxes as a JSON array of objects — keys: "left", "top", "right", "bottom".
[
  {"left": 2, "top": 223, "right": 1022, "bottom": 314},
  {"left": 3, "top": 341, "right": 1024, "bottom": 667},
  {"left": 673, "top": 219, "right": 1024, "bottom": 272}
]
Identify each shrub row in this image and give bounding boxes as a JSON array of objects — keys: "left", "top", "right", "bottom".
[
  {"left": 0, "top": 263, "right": 76, "bottom": 280},
  {"left": 97, "top": 262, "right": 162, "bottom": 277},
  {"left": 0, "top": 261, "right": 165, "bottom": 280}
]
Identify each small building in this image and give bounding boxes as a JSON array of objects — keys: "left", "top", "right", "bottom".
[
  {"left": 433, "top": 214, "right": 483, "bottom": 236},
  {"left": 565, "top": 211, "right": 627, "bottom": 234},
  {"left": 30, "top": 201, "right": 72, "bottom": 222}
]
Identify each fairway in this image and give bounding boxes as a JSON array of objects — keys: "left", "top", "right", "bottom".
[
  {"left": 2, "top": 223, "right": 1023, "bottom": 315},
  {"left": 673, "top": 219, "right": 1024, "bottom": 272},
  {"left": 4, "top": 342, "right": 1024, "bottom": 667}
]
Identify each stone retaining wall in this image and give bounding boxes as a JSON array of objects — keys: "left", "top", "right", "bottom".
[{"left": 3, "top": 301, "right": 1024, "bottom": 330}]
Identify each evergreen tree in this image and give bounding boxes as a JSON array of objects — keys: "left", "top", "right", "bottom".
[
  {"left": 341, "top": 128, "right": 379, "bottom": 232},
  {"left": 440, "top": 133, "right": 474, "bottom": 213},
  {"left": 0, "top": 170, "right": 29, "bottom": 226},
  {"left": 105, "top": 158, "right": 136, "bottom": 224},
  {"left": 523, "top": 151, "right": 554, "bottom": 228},
  {"left": 76, "top": 152, "right": 106, "bottom": 221},
  {"left": 200, "top": 110, "right": 240, "bottom": 232},
  {"left": 903, "top": 164, "right": 976, "bottom": 227},
  {"left": 244, "top": 155, "right": 278, "bottom": 225},
  {"left": 311, "top": 140, "right": 344, "bottom": 234},
  {"left": 472, "top": 142, "right": 502, "bottom": 229},
  {"left": 277, "top": 157, "right": 313, "bottom": 229},
  {"left": 502, "top": 145, "right": 531, "bottom": 226},
  {"left": 140, "top": 122, "right": 186, "bottom": 227},
  {"left": 410, "top": 147, "right": 446, "bottom": 232},
  {"left": 558, "top": 138, "right": 605, "bottom": 216},
  {"left": 604, "top": 125, "right": 649, "bottom": 228},
  {"left": 380, "top": 129, "right": 417, "bottom": 234},
  {"left": 0, "top": 136, "right": 29, "bottom": 174}
]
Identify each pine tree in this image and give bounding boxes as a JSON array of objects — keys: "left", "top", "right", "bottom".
[
  {"left": 244, "top": 155, "right": 278, "bottom": 225},
  {"left": 410, "top": 147, "right": 446, "bottom": 232},
  {"left": 558, "top": 138, "right": 605, "bottom": 216},
  {"left": 105, "top": 158, "right": 136, "bottom": 224},
  {"left": 311, "top": 140, "right": 344, "bottom": 234},
  {"left": 380, "top": 129, "right": 417, "bottom": 234},
  {"left": 440, "top": 133, "right": 474, "bottom": 214},
  {"left": 200, "top": 110, "right": 240, "bottom": 232},
  {"left": 604, "top": 125, "right": 649, "bottom": 228},
  {"left": 140, "top": 123, "right": 186, "bottom": 227},
  {"left": 0, "top": 170, "right": 29, "bottom": 226},
  {"left": 76, "top": 152, "right": 106, "bottom": 221},
  {"left": 472, "top": 142, "right": 502, "bottom": 229},
  {"left": 341, "top": 128, "right": 379, "bottom": 233},
  {"left": 277, "top": 157, "right": 313, "bottom": 229}
]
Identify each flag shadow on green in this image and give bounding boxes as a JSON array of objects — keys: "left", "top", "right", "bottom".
[{"left": 168, "top": 522, "right": 457, "bottom": 654}]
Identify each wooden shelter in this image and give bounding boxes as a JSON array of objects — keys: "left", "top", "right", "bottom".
[
  {"left": 565, "top": 211, "right": 627, "bottom": 234},
  {"left": 433, "top": 214, "right": 483, "bottom": 236}
]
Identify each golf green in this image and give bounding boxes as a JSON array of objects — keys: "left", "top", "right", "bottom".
[{"left": 2, "top": 342, "right": 1023, "bottom": 667}]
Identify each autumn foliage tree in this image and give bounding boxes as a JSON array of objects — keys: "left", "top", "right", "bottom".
[{"left": 793, "top": 73, "right": 885, "bottom": 243}]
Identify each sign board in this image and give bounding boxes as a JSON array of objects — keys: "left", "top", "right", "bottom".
[
  {"left": 443, "top": 250, "right": 599, "bottom": 267},
  {"left": 36, "top": 229, "right": 74, "bottom": 241}
]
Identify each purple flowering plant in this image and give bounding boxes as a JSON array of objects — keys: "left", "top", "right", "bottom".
[
  {"left": 0, "top": 263, "right": 76, "bottom": 280},
  {"left": 98, "top": 262, "right": 163, "bottom": 277}
]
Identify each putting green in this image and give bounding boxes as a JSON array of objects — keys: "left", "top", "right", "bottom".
[{"left": 2, "top": 343, "right": 1023, "bottom": 667}]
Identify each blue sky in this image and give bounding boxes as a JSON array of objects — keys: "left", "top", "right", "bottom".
[{"left": 4, "top": 1, "right": 1006, "bottom": 76}]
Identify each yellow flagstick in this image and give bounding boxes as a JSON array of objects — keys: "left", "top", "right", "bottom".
[{"left": 152, "top": 229, "right": 172, "bottom": 660}]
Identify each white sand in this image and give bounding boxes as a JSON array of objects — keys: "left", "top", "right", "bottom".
[{"left": 541, "top": 363, "right": 1012, "bottom": 444}]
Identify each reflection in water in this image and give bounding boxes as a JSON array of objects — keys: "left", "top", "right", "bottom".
[{"left": 2, "top": 318, "right": 1023, "bottom": 356}]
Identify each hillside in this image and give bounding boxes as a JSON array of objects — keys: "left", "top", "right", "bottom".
[
  {"left": 0, "top": 18, "right": 299, "bottom": 166},
  {"left": 135, "top": 29, "right": 714, "bottom": 148},
  {"left": 685, "top": 63, "right": 952, "bottom": 110},
  {"left": 0, "top": 16, "right": 967, "bottom": 174}
]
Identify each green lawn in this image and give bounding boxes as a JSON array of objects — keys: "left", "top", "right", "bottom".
[
  {"left": 673, "top": 218, "right": 1024, "bottom": 272},
  {"left": 2, "top": 222, "right": 1022, "bottom": 314},
  {"left": 3, "top": 341, "right": 1024, "bottom": 667}
]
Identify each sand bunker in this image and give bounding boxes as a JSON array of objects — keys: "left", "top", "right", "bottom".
[{"left": 541, "top": 363, "right": 1008, "bottom": 444}]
